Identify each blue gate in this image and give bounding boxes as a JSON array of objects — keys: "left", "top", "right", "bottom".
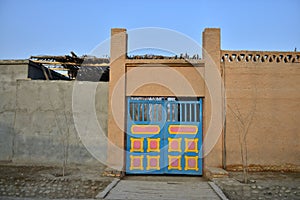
[{"left": 126, "top": 97, "right": 203, "bottom": 175}]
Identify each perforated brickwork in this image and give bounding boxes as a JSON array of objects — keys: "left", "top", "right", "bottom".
[{"left": 221, "top": 51, "right": 300, "bottom": 63}]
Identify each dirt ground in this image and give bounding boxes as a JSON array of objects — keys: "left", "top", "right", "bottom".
[
  {"left": 0, "top": 164, "right": 114, "bottom": 199},
  {"left": 214, "top": 171, "right": 300, "bottom": 200},
  {"left": 1, "top": 164, "right": 300, "bottom": 200}
]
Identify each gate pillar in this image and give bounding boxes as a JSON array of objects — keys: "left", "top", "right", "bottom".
[
  {"left": 202, "top": 28, "right": 224, "bottom": 171},
  {"left": 107, "top": 28, "right": 127, "bottom": 170}
]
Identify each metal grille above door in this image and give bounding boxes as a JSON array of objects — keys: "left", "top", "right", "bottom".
[{"left": 126, "top": 97, "right": 203, "bottom": 175}]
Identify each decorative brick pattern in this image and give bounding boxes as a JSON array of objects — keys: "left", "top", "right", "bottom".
[{"left": 221, "top": 51, "right": 300, "bottom": 63}]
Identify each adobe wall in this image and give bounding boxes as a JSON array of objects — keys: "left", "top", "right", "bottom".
[
  {"left": 126, "top": 61, "right": 205, "bottom": 97},
  {"left": 0, "top": 61, "right": 28, "bottom": 161},
  {"left": 222, "top": 51, "right": 300, "bottom": 171},
  {"left": 0, "top": 61, "right": 109, "bottom": 167}
]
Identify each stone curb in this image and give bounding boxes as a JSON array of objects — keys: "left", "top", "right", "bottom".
[
  {"left": 208, "top": 181, "right": 229, "bottom": 200},
  {"left": 96, "top": 178, "right": 120, "bottom": 199}
]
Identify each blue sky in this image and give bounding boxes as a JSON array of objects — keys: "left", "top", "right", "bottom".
[{"left": 0, "top": 0, "right": 299, "bottom": 59}]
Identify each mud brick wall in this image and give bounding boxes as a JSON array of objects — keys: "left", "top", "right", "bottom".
[{"left": 222, "top": 51, "right": 300, "bottom": 169}]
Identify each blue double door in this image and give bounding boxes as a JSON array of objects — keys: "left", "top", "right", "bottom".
[{"left": 126, "top": 97, "right": 203, "bottom": 175}]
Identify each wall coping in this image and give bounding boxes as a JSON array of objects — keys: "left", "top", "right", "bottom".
[
  {"left": 0, "top": 59, "right": 30, "bottom": 65},
  {"left": 125, "top": 59, "right": 205, "bottom": 67}
]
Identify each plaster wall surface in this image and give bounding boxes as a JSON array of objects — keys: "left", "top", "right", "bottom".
[
  {"left": 0, "top": 62, "right": 28, "bottom": 161},
  {"left": 12, "top": 80, "right": 108, "bottom": 166},
  {"left": 126, "top": 65, "right": 205, "bottom": 97},
  {"left": 223, "top": 55, "right": 300, "bottom": 168},
  {"left": 0, "top": 61, "right": 109, "bottom": 166}
]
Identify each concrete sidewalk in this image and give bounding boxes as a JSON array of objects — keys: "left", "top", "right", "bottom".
[{"left": 104, "top": 176, "right": 221, "bottom": 200}]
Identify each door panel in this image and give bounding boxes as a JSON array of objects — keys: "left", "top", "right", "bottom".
[{"left": 126, "top": 97, "right": 202, "bottom": 175}]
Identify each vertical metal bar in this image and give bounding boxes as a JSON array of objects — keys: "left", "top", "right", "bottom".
[
  {"left": 173, "top": 103, "right": 176, "bottom": 121},
  {"left": 187, "top": 103, "right": 189, "bottom": 122},
  {"left": 159, "top": 103, "right": 161, "bottom": 121},
  {"left": 174, "top": 103, "right": 178, "bottom": 122},
  {"left": 184, "top": 103, "right": 187, "bottom": 122},
  {"left": 194, "top": 103, "right": 197, "bottom": 122},
  {"left": 189, "top": 103, "right": 192, "bottom": 122},
  {"left": 186, "top": 103, "right": 188, "bottom": 122},
  {"left": 145, "top": 102, "right": 149, "bottom": 121},
  {"left": 159, "top": 103, "right": 162, "bottom": 122},
  {"left": 156, "top": 104, "right": 159, "bottom": 122},
  {"left": 159, "top": 103, "right": 162, "bottom": 121},
  {"left": 132, "top": 103, "right": 134, "bottom": 121},
  {"left": 147, "top": 103, "right": 150, "bottom": 121},
  {"left": 196, "top": 103, "right": 199, "bottom": 122},
  {"left": 187, "top": 103, "right": 191, "bottom": 122},
  {"left": 129, "top": 102, "right": 132, "bottom": 121},
  {"left": 151, "top": 103, "right": 154, "bottom": 122},
  {"left": 158, "top": 104, "right": 164, "bottom": 121},
  {"left": 148, "top": 103, "right": 151, "bottom": 122},
  {"left": 170, "top": 103, "right": 172, "bottom": 122},
  {"left": 142, "top": 103, "right": 144, "bottom": 121},
  {"left": 144, "top": 103, "right": 146, "bottom": 121},
  {"left": 128, "top": 99, "right": 130, "bottom": 121},
  {"left": 180, "top": 103, "right": 182, "bottom": 122},
  {"left": 197, "top": 103, "right": 200, "bottom": 122},
  {"left": 137, "top": 103, "right": 140, "bottom": 121},
  {"left": 200, "top": 99, "right": 202, "bottom": 124},
  {"left": 166, "top": 102, "right": 169, "bottom": 121}
]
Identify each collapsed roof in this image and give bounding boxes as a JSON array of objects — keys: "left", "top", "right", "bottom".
[{"left": 30, "top": 52, "right": 110, "bottom": 81}]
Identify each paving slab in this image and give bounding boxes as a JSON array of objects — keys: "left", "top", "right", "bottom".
[{"left": 104, "top": 176, "right": 221, "bottom": 200}]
